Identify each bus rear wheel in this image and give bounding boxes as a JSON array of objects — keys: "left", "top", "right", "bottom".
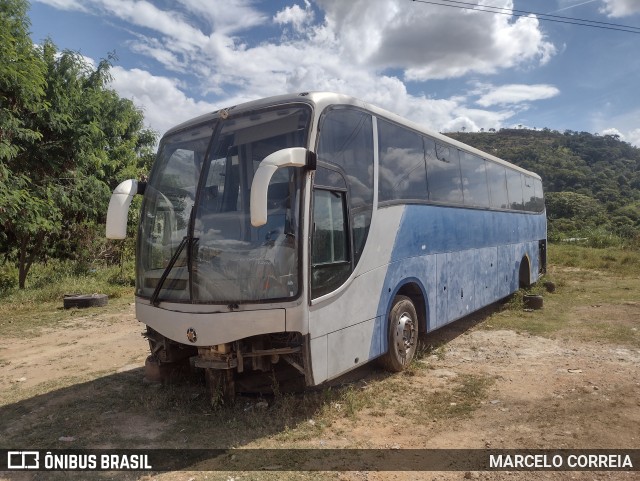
[{"left": 380, "top": 295, "right": 419, "bottom": 372}]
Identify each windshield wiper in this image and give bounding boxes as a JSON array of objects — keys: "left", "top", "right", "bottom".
[
  {"left": 151, "top": 204, "right": 200, "bottom": 306},
  {"left": 150, "top": 236, "right": 189, "bottom": 307}
]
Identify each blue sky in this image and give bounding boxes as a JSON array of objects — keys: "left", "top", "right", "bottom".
[{"left": 27, "top": 0, "right": 640, "bottom": 146}]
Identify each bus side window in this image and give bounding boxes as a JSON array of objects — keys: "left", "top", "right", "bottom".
[
  {"left": 522, "top": 175, "right": 536, "bottom": 212},
  {"left": 486, "top": 161, "right": 508, "bottom": 209},
  {"left": 311, "top": 188, "right": 351, "bottom": 299},
  {"left": 459, "top": 151, "right": 490, "bottom": 208},
  {"left": 377, "top": 118, "right": 427, "bottom": 203},
  {"left": 506, "top": 170, "right": 524, "bottom": 210},
  {"left": 426, "top": 140, "right": 463, "bottom": 204},
  {"left": 533, "top": 178, "right": 545, "bottom": 212},
  {"left": 317, "top": 108, "right": 373, "bottom": 266}
]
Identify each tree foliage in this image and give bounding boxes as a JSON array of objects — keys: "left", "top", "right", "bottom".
[
  {"left": 0, "top": 0, "right": 46, "bottom": 161},
  {"left": 1, "top": 0, "right": 156, "bottom": 288}
]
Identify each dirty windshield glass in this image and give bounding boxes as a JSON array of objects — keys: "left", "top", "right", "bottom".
[{"left": 137, "top": 105, "right": 311, "bottom": 303}]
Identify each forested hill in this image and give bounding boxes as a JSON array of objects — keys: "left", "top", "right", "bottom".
[{"left": 446, "top": 129, "right": 640, "bottom": 243}]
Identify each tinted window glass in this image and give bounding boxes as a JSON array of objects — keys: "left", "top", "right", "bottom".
[
  {"left": 459, "top": 151, "right": 490, "bottom": 208},
  {"left": 506, "top": 170, "right": 524, "bottom": 210},
  {"left": 533, "top": 178, "right": 545, "bottom": 212},
  {"left": 426, "top": 141, "right": 463, "bottom": 204},
  {"left": 486, "top": 161, "right": 509, "bottom": 209},
  {"left": 317, "top": 109, "right": 374, "bottom": 265},
  {"left": 314, "top": 165, "right": 348, "bottom": 190},
  {"left": 312, "top": 190, "right": 348, "bottom": 264},
  {"left": 522, "top": 175, "right": 536, "bottom": 212},
  {"left": 352, "top": 209, "right": 371, "bottom": 264},
  {"left": 377, "top": 119, "right": 427, "bottom": 202},
  {"left": 311, "top": 189, "right": 351, "bottom": 298},
  {"left": 317, "top": 109, "right": 373, "bottom": 208}
]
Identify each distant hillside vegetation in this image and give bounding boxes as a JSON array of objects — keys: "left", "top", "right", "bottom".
[{"left": 446, "top": 129, "right": 640, "bottom": 245}]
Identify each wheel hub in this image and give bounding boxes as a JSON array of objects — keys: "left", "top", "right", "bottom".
[{"left": 395, "top": 312, "right": 416, "bottom": 355}]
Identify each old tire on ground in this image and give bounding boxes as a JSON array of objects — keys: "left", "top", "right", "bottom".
[
  {"left": 63, "top": 293, "right": 108, "bottom": 309},
  {"left": 523, "top": 294, "right": 544, "bottom": 310},
  {"left": 379, "top": 295, "right": 419, "bottom": 372}
]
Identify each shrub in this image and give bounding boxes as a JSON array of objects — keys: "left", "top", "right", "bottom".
[{"left": 0, "top": 265, "right": 18, "bottom": 292}]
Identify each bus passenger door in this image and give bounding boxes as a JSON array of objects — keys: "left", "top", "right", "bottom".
[{"left": 310, "top": 167, "right": 351, "bottom": 299}]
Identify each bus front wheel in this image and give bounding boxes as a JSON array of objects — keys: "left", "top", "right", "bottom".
[{"left": 380, "top": 295, "right": 419, "bottom": 372}]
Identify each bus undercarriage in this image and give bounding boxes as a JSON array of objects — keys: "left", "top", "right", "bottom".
[{"left": 143, "top": 327, "right": 310, "bottom": 404}]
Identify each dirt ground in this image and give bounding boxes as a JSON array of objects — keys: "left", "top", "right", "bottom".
[
  {"left": 1, "top": 270, "right": 639, "bottom": 481},
  {"left": 0, "top": 304, "right": 147, "bottom": 395}
]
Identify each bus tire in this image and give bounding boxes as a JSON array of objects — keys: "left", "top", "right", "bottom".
[{"left": 380, "top": 295, "right": 419, "bottom": 372}]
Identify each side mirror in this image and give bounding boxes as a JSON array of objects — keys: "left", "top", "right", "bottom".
[
  {"left": 250, "top": 147, "right": 315, "bottom": 227},
  {"left": 106, "top": 179, "right": 142, "bottom": 239}
]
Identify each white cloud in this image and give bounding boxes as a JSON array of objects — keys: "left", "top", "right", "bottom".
[
  {"left": 601, "top": 127, "right": 624, "bottom": 138},
  {"left": 34, "top": 0, "right": 561, "bottom": 137},
  {"left": 33, "top": 0, "right": 87, "bottom": 11},
  {"left": 109, "top": 67, "right": 217, "bottom": 136},
  {"left": 179, "top": 0, "right": 267, "bottom": 34},
  {"left": 476, "top": 84, "right": 560, "bottom": 107},
  {"left": 311, "top": 0, "right": 556, "bottom": 80},
  {"left": 592, "top": 105, "right": 640, "bottom": 147},
  {"left": 600, "top": 127, "right": 640, "bottom": 147},
  {"left": 627, "top": 129, "right": 640, "bottom": 147},
  {"left": 441, "top": 117, "right": 480, "bottom": 133},
  {"left": 100, "top": 0, "right": 209, "bottom": 46},
  {"left": 600, "top": 0, "right": 640, "bottom": 17},
  {"left": 452, "top": 106, "right": 515, "bottom": 131},
  {"left": 83, "top": 0, "right": 556, "bottom": 85},
  {"left": 397, "top": 4, "right": 556, "bottom": 80},
  {"left": 274, "top": 1, "right": 314, "bottom": 33}
]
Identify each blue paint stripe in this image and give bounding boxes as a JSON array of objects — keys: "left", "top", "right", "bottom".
[
  {"left": 390, "top": 205, "right": 546, "bottom": 261},
  {"left": 373, "top": 204, "right": 546, "bottom": 358}
]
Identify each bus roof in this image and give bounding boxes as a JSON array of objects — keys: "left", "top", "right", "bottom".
[{"left": 163, "top": 92, "right": 541, "bottom": 180}]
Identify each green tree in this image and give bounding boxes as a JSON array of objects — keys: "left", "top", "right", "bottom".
[
  {"left": 0, "top": 0, "right": 46, "bottom": 161},
  {"left": 1, "top": 14, "right": 156, "bottom": 287},
  {"left": 0, "top": 0, "right": 48, "bottom": 282},
  {"left": 545, "top": 191, "right": 605, "bottom": 225}
]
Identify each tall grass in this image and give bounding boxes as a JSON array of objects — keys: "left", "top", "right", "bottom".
[
  {"left": 549, "top": 243, "right": 640, "bottom": 276},
  {"left": 548, "top": 226, "right": 640, "bottom": 250},
  {"left": 0, "top": 259, "right": 135, "bottom": 303},
  {"left": 0, "top": 260, "right": 136, "bottom": 336}
]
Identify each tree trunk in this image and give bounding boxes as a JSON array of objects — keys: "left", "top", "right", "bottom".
[
  {"left": 18, "top": 236, "right": 28, "bottom": 289},
  {"left": 18, "top": 234, "right": 43, "bottom": 289}
]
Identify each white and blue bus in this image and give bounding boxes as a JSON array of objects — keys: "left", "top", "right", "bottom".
[{"left": 107, "top": 92, "right": 546, "bottom": 400}]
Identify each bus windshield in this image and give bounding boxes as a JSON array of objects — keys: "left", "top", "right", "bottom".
[{"left": 137, "top": 105, "right": 311, "bottom": 304}]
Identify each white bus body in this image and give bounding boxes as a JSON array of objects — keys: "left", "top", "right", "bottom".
[{"left": 107, "top": 92, "right": 546, "bottom": 400}]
